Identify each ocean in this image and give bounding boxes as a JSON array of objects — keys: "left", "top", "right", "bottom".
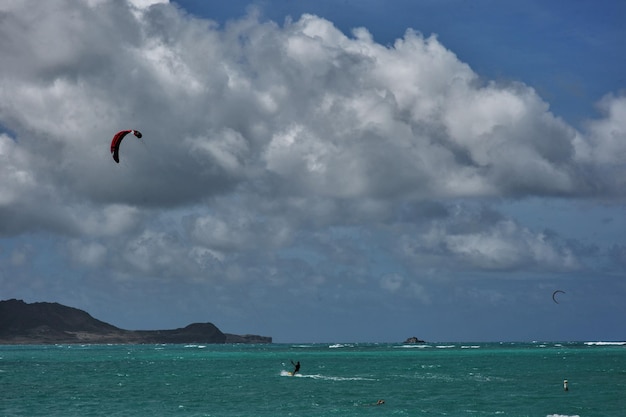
[{"left": 0, "top": 342, "right": 624, "bottom": 416}]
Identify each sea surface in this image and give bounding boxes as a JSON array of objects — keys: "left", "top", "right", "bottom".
[{"left": 0, "top": 341, "right": 624, "bottom": 416}]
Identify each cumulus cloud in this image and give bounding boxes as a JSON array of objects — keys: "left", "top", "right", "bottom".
[
  {"left": 67, "top": 240, "right": 108, "bottom": 268},
  {"left": 0, "top": 134, "right": 35, "bottom": 207},
  {"left": 573, "top": 94, "right": 626, "bottom": 193},
  {"left": 399, "top": 205, "right": 580, "bottom": 272},
  {"left": 585, "top": 94, "right": 626, "bottom": 165},
  {"left": 380, "top": 273, "right": 430, "bottom": 304},
  {"left": 0, "top": 0, "right": 623, "bottom": 307}
]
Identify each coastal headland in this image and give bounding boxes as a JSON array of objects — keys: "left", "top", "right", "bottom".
[{"left": 0, "top": 299, "right": 271, "bottom": 344}]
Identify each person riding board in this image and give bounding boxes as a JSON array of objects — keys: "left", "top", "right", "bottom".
[{"left": 290, "top": 360, "right": 300, "bottom": 375}]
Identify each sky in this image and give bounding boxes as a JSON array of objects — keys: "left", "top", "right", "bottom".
[{"left": 1, "top": 0, "right": 625, "bottom": 343}]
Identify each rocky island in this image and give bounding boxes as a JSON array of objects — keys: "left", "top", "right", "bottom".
[{"left": 0, "top": 299, "right": 271, "bottom": 345}]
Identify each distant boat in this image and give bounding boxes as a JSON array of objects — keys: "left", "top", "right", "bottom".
[{"left": 404, "top": 336, "right": 425, "bottom": 344}]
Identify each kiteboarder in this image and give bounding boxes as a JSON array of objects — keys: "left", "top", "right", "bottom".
[
  {"left": 362, "top": 399, "right": 385, "bottom": 407},
  {"left": 290, "top": 360, "right": 300, "bottom": 375}
]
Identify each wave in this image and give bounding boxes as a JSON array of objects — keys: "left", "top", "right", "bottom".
[
  {"left": 394, "top": 344, "right": 431, "bottom": 349},
  {"left": 546, "top": 414, "right": 580, "bottom": 417},
  {"left": 584, "top": 341, "right": 626, "bottom": 346},
  {"left": 395, "top": 344, "right": 459, "bottom": 349},
  {"left": 280, "top": 370, "right": 374, "bottom": 381}
]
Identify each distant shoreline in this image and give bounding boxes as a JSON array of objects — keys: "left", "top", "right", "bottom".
[{"left": 0, "top": 299, "right": 271, "bottom": 345}]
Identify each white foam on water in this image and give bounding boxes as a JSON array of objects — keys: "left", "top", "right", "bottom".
[
  {"left": 280, "top": 369, "right": 374, "bottom": 381},
  {"left": 584, "top": 341, "right": 625, "bottom": 346},
  {"left": 394, "top": 344, "right": 431, "bottom": 348},
  {"left": 546, "top": 414, "right": 580, "bottom": 417}
]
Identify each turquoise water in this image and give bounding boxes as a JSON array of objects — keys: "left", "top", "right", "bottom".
[{"left": 0, "top": 342, "right": 624, "bottom": 416}]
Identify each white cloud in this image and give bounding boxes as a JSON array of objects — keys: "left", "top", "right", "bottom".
[
  {"left": 2, "top": 1, "right": 622, "bottom": 213},
  {"left": 0, "top": 0, "right": 622, "bottom": 302},
  {"left": 77, "top": 205, "right": 142, "bottom": 237},
  {"left": 187, "top": 204, "right": 292, "bottom": 253},
  {"left": 380, "top": 273, "right": 430, "bottom": 304},
  {"left": 9, "top": 245, "right": 32, "bottom": 267},
  {"left": 580, "top": 94, "right": 626, "bottom": 164},
  {"left": 128, "top": 0, "right": 168, "bottom": 9},
  {"left": 0, "top": 134, "right": 36, "bottom": 206},
  {"left": 67, "top": 240, "right": 108, "bottom": 268},
  {"left": 409, "top": 212, "right": 581, "bottom": 272},
  {"left": 184, "top": 128, "right": 250, "bottom": 177},
  {"left": 380, "top": 273, "right": 404, "bottom": 292},
  {"left": 447, "top": 221, "right": 578, "bottom": 271}
]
